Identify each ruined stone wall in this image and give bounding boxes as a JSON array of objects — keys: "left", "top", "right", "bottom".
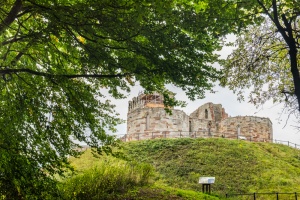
[
  {"left": 190, "top": 103, "right": 228, "bottom": 122},
  {"left": 219, "top": 116, "right": 273, "bottom": 141},
  {"left": 126, "top": 93, "right": 273, "bottom": 142},
  {"left": 188, "top": 118, "right": 217, "bottom": 137},
  {"left": 189, "top": 118, "right": 209, "bottom": 132},
  {"left": 127, "top": 107, "right": 189, "bottom": 136}
]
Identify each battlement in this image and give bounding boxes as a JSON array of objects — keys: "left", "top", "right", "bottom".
[{"left": 128, "top": 92, "right": 174, "bottom": 112}]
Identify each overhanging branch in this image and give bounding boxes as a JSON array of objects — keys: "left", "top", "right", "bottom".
[
  {"left": 0, "top": 0, "right": 22, "bottom": 33},
  {"left": 0, "top": 68, "right": 130, "bottom": 79},
  {"left": 256, "top": 0, "right": 275, "bottom": 23}
]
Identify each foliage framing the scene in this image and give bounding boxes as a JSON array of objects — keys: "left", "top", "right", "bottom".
[
  {"left": 221, "top": 0, "right": 300, "bottom": 116},
  {"left": 0, "top": 0, "right": 254, "bottom": 198}
]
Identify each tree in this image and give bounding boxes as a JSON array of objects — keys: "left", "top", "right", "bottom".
[
  {"left": 0, "top": 0, "right": 246, "bottom": 198},
  {"left": 221, "top": 0, "right": 300, "bottom": 115}
]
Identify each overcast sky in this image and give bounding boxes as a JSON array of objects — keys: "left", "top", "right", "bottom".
[
  {"left": 112, "top": 84, "right": 299, "bottom": 144},
  {"left": 110, "top": 35, "right": 300, "bottom": 145}
]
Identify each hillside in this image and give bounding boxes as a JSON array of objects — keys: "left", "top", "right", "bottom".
[
  {"left": 122, "top": 138, "right": 300, "bottom": 194},
  {"left": 64, "top": 138, "right": 300, "bottom": 199}
]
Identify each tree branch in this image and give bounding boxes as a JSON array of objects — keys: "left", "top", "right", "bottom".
[
  {"left": 1, "top": 35, "right": 28, "bottom": 46},
  {"left": 0, "top": 0, "right": 22, "bottom": 33},
  {"left": 282, "top": 90, "right": 294, "bottom": 95},
  {"left": 0, "top": 68, "right": 130, "bottom": 79},
  {"left": 256, "top": 0, "right": 275, "bottom": 23},
  {"left": 281, "top": 14, "right": 294, "bottom": 39}
]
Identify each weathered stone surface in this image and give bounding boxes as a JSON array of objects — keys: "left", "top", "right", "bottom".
[
  {"left": 127, "top": 107, "right": 189, "bottom": 134},
  {"left": 125, "top": 93, "right": 273, "bottom": 142}
]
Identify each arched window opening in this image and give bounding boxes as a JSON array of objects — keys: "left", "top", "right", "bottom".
[{"left": 205, "top": 109, "right": 208, "bottom": 119}]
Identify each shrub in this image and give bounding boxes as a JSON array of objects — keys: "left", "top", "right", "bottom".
[{"left": 59, "top": 159, "right": 153, "bottom": 199}]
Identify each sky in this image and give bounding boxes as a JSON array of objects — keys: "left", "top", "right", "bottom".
[
  {"left": 112, "top": 84, "right": 300, "bottom": 144},
  {"left": 109, "top": 35, "right": 300, "bottom": 145}
]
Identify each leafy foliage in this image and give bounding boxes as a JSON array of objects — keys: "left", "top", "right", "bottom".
[
  {"left": 0, "top": 150, "right": 60, "bottom": 199},
  {"left": 221, "top": 0, "right": 300, "bottom": 114},
  {"left": 0, "top": 0, "right": 258, "bottom": 197}
]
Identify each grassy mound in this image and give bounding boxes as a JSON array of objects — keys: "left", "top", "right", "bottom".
[
  {"left": 60, "top": 138, "right": 300, "bottom": 199},
  {"left": 59, "top": 150, "right": 218, "bottom": 199},
  {"left": 122, "top": 138, "right": 300, "bottom": 195}
]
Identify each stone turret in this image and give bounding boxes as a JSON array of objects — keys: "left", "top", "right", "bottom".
[
  {"left": 127, "top": 92, "right": 189, "bottom": 137},
  {"left": 128, "top": 92, "right": 166, "bottom": 113}
]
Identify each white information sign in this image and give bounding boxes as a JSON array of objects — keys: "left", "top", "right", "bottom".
[{"left": 199, "top": 177, "right": 215, "bottom": 184}]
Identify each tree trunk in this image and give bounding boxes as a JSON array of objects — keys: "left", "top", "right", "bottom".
[{"left": 289, "top": 48, "right": 300, "bottom": 111}]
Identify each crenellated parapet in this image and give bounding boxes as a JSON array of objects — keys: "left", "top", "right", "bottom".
[{"left": 128, "top": 92, "right": 166, "bottom": 113}]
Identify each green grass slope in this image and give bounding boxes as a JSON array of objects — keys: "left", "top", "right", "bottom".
[
  {"left": 122, "top": 138, "right": 300, "bottom": 195},
  {"left": 62, "top": 138, "right": 300, "bottom": 199},
  {"left": 60, "top": 150, "right": 219, "bottom": 199}
]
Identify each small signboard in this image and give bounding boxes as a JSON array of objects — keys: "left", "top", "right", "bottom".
[{"left": 199, "top": 177, "right": 215, "bottom": 184}]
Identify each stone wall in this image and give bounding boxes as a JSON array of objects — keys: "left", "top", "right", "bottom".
[
  {"left": 126, "top": 93, "right": 273, "bottom": 142},
  {"left": 127, "top": 107, "right": 189, "bottom": 136},
  {"left": 190, "top": 103, "right": 228, "bottom": 122},
  {"left": 219, "top": 116, "right": 273, "bottom": 141}
]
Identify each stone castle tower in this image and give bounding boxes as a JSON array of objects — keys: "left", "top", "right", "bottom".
[{"left": 126, "top": 92, "right": 273, "bottom": 142}]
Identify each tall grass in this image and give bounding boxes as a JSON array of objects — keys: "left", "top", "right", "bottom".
[{"left": 59, "top": 157, "right": 153, "bottom": 199}]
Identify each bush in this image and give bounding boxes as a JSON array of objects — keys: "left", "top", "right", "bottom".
[{"left": 59, "top": 158, "right": 153, "bottom": 199}]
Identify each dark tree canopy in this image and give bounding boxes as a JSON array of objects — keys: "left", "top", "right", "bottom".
[{"left": 0, "top": 0, "right": 256, "bottom": 198}]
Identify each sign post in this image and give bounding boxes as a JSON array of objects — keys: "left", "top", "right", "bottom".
[{"left": 199, "top": 177, "right": 215, "bottom": 194}]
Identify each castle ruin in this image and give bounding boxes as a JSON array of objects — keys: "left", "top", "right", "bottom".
[{"left": 125, "top": 92, "right": 273, "bottom": 142}]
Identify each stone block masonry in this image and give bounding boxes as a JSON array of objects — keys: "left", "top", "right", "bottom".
[{"left": 126, "top": 92, "right": 273, "bottom": 142}]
